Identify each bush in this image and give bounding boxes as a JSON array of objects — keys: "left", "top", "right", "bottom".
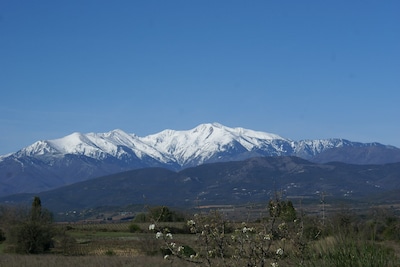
[
  {"left": 179, "top": 245, "right": 197, "bottom": 258},
  {"left": 134, "top": 206, "right": 186, "bottom": 223},
  {"left": 133, "top": 213, "right": 147, "bottom": 223},
  {"left": 129, "top": 223, "right": 141, "bottom": 233},
  {"left": 149, "top": 206, "right": 185, "bottom": 222},
  {"left": 105, "top": 249, "right": 116, "bottom": 256},
  {"left": 0, "top": 228, "right": 5, "bottom": 243},
  {"left": 8, "top": 221, "right": 54, "bottom": 254},
  {"left": 53, "top": 228, "right": 77, "bottom": 255}
]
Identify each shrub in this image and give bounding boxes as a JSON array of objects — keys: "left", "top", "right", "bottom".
[
  {"left": 0, "top": 228, "right": 5, "bottom": 243},
  {"left": 179, "top": 245, "right": 196, "bottom": 258},
  {"left": 10, "top": 221, "right": 53, "bottom": 253},
  {"left": 53, "top": 228, "right": 77, "bottom": 255},
  {"left": 129, "top": 223, "right": 141, "bottom": 233},
  {"left": 149, "top": 206, "right": 185, "bottom": 222},
  {"left": 105, "top": 249, "right": 116, "bottom": 256},
  {"left": 133, "top": 213, "right": 147, "bottom": 223}
]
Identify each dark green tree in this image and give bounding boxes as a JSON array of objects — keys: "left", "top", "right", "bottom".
[
  {"left": 7, "top": 196, "right": 54, "bottom": 254},
  {"left": 31, "top": 196, "right": 42, "bottom": 221},
  {"left": 280, "top": 200, "right": 297, "bottom": 222},
  {"left": 268, "top": 199, "right": 297, "bottom": 222},
  {"left": 149, "top": 206, "right": 185, "bottom": 222}
]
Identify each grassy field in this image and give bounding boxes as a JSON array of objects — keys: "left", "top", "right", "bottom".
[
  {"left": 0, "top": 222, "right": 191, "bottom": 267},
  {"left": 0, "top": 254, "right": 188, "bottom": 267},
  {"left": 1, "top": 200, "right": 400, "bottom": 267},
  {"left": 1, "top": 219, "right": 399, "bottom": 267}
]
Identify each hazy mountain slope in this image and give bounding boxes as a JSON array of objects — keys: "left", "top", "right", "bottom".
[
  {"left": 2, "top": 157, "right": 399, "bottom": 213},
  {"left": 310, "top": 145, "right": 400, "bottom": 164}
]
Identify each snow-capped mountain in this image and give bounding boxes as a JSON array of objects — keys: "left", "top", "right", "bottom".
[
  {"left": 18, "top": 129, "right": 168, "bottom": 163},
  {"left": 7, "top": 123, "right": 355, "bottom": 166},
  {"left": 1, "top": 122, "right": 399, "bottom": 197}
]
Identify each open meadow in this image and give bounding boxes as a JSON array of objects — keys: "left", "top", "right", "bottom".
[{"left": 1, "top": 200, "right": 400, "bottom": 267}]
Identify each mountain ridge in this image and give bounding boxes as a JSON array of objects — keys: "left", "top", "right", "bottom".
[
  {"left": 2, "top": 156, "right": 400, "bottom": 215},
  {"left": 5, "top": 123, "right": 398, "bottom": 165},
  {"left": 1, "top": 122, "right": 400, "bottom": 197}
]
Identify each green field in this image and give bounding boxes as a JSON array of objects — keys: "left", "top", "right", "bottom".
[
  {"left": 1, "top": 220, "right": 399, "bottom": 267},
  {"left": 1, "top": 201, "right": 400, "bottom": 267}
]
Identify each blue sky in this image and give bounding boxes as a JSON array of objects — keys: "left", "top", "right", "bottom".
[{"left": 1, "top": 0, "right": 399, "bottom": 154}]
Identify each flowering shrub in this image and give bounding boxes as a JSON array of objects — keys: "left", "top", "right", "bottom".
[
  {"left": 150, "top": 199, "right": 305, "bottom": 266},
  {"left": 148, "top": 201, "right": 400, "bottom": 266}
]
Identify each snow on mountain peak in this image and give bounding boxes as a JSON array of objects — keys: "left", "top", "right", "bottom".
[
  {"left": 190, "top": 123, "right": 285, "bottom": 140},
  {"left": 13, "top": 123, "right": 292, "bottom": 166},
  {"left": 7, "top": 122, "right": 389, "bottom": 169},
  {"left": 137, "top": 123, "right": 288, "bottom": 165},
  {"left": 19, "top": 140, "right": 61, "bottom": 157}
]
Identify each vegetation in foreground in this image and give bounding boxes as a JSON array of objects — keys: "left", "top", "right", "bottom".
[{"left": 0, "top": 197, "right": 399, "bottom": 266}]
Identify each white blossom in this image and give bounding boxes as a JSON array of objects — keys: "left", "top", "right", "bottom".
[
  {"left": 156, "top": 232, "right": 163, "bottom": 239},
  {"left": 242, "top": 226, "right": 254, "bottom": 233},
  {"left": 276, "top": 248, "right": 284, "bottom": 256},
  {"left": 278, "top": 222, "right": 286, "bottom": 231},
  {"left": 166, "top": 233, "right": 173, "bottom": 239},
  {"left": 148, "top": 224, "right": 155, "bottom": 230}
]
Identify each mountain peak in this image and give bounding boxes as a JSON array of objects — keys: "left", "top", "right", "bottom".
[
  {"left": 1, "top": 122, "right": 400, "bottom": 197},
  {"left": 191, "top": 123, "right": 285, "bottom": 140},
  {"left": 211, "top": 122, "right": 223, "bottom": 128},
  {"left": 3, "top": 122, "right": 399, "bottom": 165},
  {"left": 18, "top": 140, "right": 61, "bottom": 157},
  {"left": 104, "top": 129, "right": 131, "bottom": 136}
]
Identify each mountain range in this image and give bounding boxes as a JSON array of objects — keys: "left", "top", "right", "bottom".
[
  {"left": 1, "top": 156, "right": 400, "bottom": 215},
  {"left": 1, "top": 122, "right": 400, "bottom": 197}
]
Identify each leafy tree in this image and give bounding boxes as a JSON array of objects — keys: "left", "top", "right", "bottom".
[
  {"left": 149, "top": 206, "right": 174, "bottom": 222},
  {"left": 31, "top": 196, "right": 42, "bottom": 221},
  {"left": 133, "top": 212, "right": 148, "bottom": 223},
  {"left": 135, "top": 206, "right": 186, "bottom": 223},
  {"left": 6, "top": 196, "right": 54, "bottom": 254},
  {"left": 268, "top": 199, "right": 297, "bottom": 222}
]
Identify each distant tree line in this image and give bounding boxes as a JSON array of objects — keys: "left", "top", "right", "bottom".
[{"left": 133, "top": 206, "right": 186, "bottom": 223}]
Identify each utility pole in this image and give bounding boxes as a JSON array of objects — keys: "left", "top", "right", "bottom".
[{"left": 320, "top": 191, "right": 326, "bottom": 227}]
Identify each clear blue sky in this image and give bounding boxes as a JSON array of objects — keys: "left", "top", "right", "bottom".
[{"left": 1, "top": 0, "right": 399, "bottom": 154}]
